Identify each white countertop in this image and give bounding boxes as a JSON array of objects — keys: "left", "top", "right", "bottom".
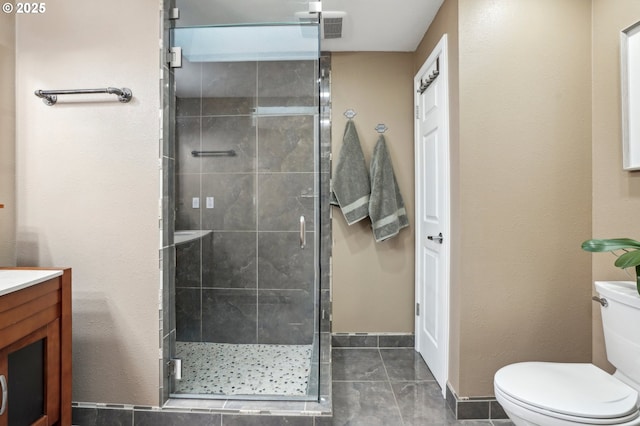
[{"left": 0, "top": 269, "right": 63, "bottom": 297}]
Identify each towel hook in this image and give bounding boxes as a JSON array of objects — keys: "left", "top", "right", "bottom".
[
  {"left": 344, "top": 109, "right": 357, "bottom": 119},
  {"left": 375, "top": 124, "right": 388, "bottom": 133}
]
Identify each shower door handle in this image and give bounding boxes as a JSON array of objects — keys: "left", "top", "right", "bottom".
[{"left": 300, "top": 216, "right": 306, "bottom": 249}]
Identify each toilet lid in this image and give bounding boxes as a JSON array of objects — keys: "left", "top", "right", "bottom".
[{"left": 494, "top": 362, "right": 639, "bottom": 419}]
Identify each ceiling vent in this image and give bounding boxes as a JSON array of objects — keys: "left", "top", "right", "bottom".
[
  {"left": 322, "top": 11, "right": 346, "bottom": 39},
  {"left": 296, "top": 10, "right": 346, "bottom": 39}
]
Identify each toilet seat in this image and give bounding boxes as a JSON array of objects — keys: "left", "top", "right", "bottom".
[
  {"left": 495, "top": 386, "right": 640, "bottom": 425},
  {"left": 494, "top": 362, "right": 640, "bottom": 424}
]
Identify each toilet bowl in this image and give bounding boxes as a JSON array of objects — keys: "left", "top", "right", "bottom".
[
  {"left": 494, "top": 281, "right": 640, "bottom": 425},
  {"left": 494, "top": 362, "right": 640, "bottom": 425}
]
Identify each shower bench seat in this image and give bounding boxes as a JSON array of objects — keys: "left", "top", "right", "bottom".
[{"left": 0, "top": 267, "right": 72, "bottom": 426}]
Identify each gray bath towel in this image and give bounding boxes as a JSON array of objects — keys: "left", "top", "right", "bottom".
[
  {"left": 330, "top": 120, "right": 371, "bottom": 225},
  {"left": 368, "top": 135, "right": 409, "bottom": 242}
]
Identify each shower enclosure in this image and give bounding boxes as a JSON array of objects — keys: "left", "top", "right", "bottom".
[{"left": 161, "top": 0, "right": 331, "bottom": 405}]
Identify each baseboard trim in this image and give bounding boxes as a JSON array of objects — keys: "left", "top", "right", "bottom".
[
  {"left": 331, "top": 332, "right": 414, "bottom": 348},
  {"left": 445, "top": 383, "right": 508, "bottom": 420}
]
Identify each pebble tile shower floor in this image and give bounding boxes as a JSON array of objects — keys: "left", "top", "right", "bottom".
[{"left": 174, "top": 342, "right": 313, "bottom": 396}]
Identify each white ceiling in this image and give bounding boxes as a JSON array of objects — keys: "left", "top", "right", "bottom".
[
  {"left": 321, "top": 0, "right": 444, "bottom": 51},
  {"left": 175, "top": 0, "right": 445, "bottom": 52}
]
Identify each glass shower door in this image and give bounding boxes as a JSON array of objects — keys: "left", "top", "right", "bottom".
[{"left": 169, "top": 23, "right": 321, "bottom": 400}]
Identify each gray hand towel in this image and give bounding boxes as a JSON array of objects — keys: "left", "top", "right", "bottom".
[
  {"left": 368, "top": 134, "right": 409, "bottom": 242},
  {"left": 330, "top": 120, "right": 371, "bottom": 225}
]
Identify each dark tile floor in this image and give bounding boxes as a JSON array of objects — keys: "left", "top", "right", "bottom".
[{"left": 331, "top": 347, "right": 515, "bottom": 426}]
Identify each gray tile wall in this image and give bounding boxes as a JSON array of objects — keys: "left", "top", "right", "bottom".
[
  {"left": 174, "top": 58, "right": 321, "bottom": 346},
  {"left": 175, "top": 234, "right": 213, "bottom": 341}
]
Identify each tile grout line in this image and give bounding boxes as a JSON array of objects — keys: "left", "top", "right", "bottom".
[{"left": 378, "top": 348, "right": 406, "bottom": 426}]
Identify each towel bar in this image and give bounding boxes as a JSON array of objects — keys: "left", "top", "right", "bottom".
[{"left": 34, "top": 87, "right": 133, "bottom": 106}]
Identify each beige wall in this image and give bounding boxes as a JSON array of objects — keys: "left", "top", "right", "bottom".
[
  {"left": 0, "top": 13, "right": 15, "bottom": 266},
  {"left": 591, "top": 0, "right": 640, "bottom": 372},
  {"left": 412, "top": 0, "right": 593, "bottom": 397},
  {"left": 15, "top": 0, "right": 160, "bottom": 405},
  {"left": 331, "top": 52, "right": 416, "bottom": 332},
  {"left": 456, "top": 0, "right": 593, "bottom": 396}
]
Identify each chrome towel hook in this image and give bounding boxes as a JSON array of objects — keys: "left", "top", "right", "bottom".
[{"left": 344, "top": 109, "right": 357, "bottom": 119}]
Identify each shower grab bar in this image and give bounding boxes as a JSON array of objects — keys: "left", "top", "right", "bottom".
[
  {"left": 34, "top": 87, "right": 133, "bottom": 106},
  {"left": 191, "top": 150, "right": 237, "bottom": 157}
]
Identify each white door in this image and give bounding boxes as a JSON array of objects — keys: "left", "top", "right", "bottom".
[{"left": 414, "top": 35, "right": 450, "bottom": 397}]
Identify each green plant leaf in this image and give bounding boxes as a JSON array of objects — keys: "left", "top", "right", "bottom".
[
  {"left": 582, "top": 238, "right": 640, "bottom": 296},
  {"left": 615, "top": 250, "right": 640, "bottom": 268},
  {"left": 581, "top": 238, "right": 640, "bottom": 252}
]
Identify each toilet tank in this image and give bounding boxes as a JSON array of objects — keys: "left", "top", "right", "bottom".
[{"left": 595, "top": 281, "right": 640, "bottom": 391}]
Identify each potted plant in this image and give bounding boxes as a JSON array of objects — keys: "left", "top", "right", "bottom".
[{"left": 581, "top": 238, "right": 640, "bottom": 295}]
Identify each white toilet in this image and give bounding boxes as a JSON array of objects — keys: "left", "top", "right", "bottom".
[{"left": 494, "top": 281, "right": 640, "bottom": 425}]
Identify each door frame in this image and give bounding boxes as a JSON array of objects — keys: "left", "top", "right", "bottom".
[{"left": 414, "top": 34, "right": 450, "bottom": 397}]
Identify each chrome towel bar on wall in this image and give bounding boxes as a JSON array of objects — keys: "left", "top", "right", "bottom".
[{"left": 34, "top": 87, "right": 133, "bottom": 106}]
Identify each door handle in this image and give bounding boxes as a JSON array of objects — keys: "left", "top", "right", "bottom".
[
  {"left": 427, "top": 232, "right": 444, "bottom": 244},
  {"left": 0, "top": 374, "right": 7, "bottom": 416},
  {"left": 300, "top": 216, "right": 306, "bottom": 249}
]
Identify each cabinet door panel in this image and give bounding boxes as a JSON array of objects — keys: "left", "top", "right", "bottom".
[
  {"left": 0, "top": 324, "right": 58, "bottom": 426},
  {"left": 0, "top": 355, "right": 6, "bottom": 426},
  {"left": 8, "top": 338, "right": 45, "bottom": 425},
  {"left": 0, "top": 269, "right": 71, "bottom": 425}
]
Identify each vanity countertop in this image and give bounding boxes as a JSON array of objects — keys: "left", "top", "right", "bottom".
[{"left": 0, "top": 269, "right": 64, "bottom": 297}]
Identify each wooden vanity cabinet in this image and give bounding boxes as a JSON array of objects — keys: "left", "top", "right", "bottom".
[{"left": 0, "top": 268, "right": 72, "bottom": 426}]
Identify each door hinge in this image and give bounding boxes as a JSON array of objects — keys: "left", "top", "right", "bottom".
[
  {"left": 167, "top": 358, "right": 182, "bottom": 380},
  {"left": 169, "top": 7, "right": 180, "bottom": 20},
  {"left": 168, "top": 47, "right": 182, "bottom": 68},
  {"left": 416, "top": 302, "right": 420, "bottom": 316}
]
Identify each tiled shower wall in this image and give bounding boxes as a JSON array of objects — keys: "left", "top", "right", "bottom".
[{"left": 174, "top": 58, "right": 319, "bottom": 345}]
